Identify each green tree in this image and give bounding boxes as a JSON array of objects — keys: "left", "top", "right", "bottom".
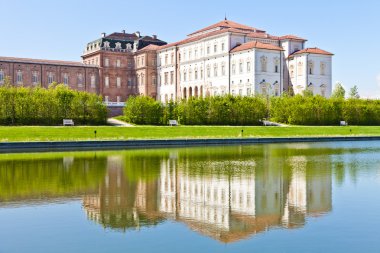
[
  {"left": 331, "top": 82, "right": 346, "bottom": 99},
  {"left": 349, "top": 85, "right": 360, "bottom": 99}
]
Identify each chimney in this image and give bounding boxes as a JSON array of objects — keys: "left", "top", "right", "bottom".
[
  {"left": 135, "top": 31, "right": 141, "bottom": 37},
  {"left": 122, "top": 30, "right": 126, "bottom": 34},
  {"left": 101, "top": 32, "right": 106, "bottom": 38},
  {"left": 152, "top": 35, "right": 157, "bottom": 39}
]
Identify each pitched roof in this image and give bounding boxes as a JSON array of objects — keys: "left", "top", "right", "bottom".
[
  {"left": 279, "top": 35, "right": 307, "bottom": 41},
  {"left": 0, "top": 56, "right": 93, "bottom": 67},
  {"left": 230, "top": 41, "right": 284, "bottom": 53},
  {"left": 290, "top": 47, "right": 334, "bottom": 56},
  {"left": 188, "top": 19, "right": 265, "bottom": 36},
  {"left": 138, "top": 44, "right": 161, "bottom": 52}
]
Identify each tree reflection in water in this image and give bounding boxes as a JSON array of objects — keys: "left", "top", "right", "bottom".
[{"left": 2, "top": 144, "right": 368, "bottom": 243}]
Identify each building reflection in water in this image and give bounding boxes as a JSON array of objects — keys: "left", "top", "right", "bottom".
[{"left": 83, "top": 146, "right": 332, "bottom": 243}]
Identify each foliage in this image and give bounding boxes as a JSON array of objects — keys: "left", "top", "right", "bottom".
[
  {"left": 331, "top": 82, "right": 346, "bottom": 99},
  {"left": 123, "top": 95, "right": 163, "bottom": 125},
  {"left": 349, "top": 85, "right": 360, "bottom": 99},
  {"left": 124, "top": 95, "right": 266, "bottom": 126},
  {"left": 0, "top": 83, "right": 107, "bottom": 125}
]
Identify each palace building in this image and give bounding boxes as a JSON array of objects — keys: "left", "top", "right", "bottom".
[{"left": 0, "top": 19, "right": 333, "bottom": 112}]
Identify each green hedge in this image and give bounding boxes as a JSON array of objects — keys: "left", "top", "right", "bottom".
[
  {"left": 270, "top": 95, "right": 380, "bottom": 126},
  {"left": 124, "top": 95, "right": 266, "bottom": 126},
  {"left": 0, "top": 83, "right": 107, "bottom": 125}
]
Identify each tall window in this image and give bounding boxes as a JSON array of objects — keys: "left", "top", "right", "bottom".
[
  {"left": 116, "top": 77, "right": 121, "bottom": 87},
  {"left": 320, "top": 62, "right": 326, "bottom": 75},
  {"left": 48, "top": 72, "right": 54, "bottom": 84},
  {"left": 239, "top": 62, "right": 243, "bottom": 73},
  {"left": 213, "top": 64, "right": 218, "bottom": 77},
  {"left": 222, "top": 64, "right": 226, "bottom": 76},
  {"left": 164, "top": 72, "right": 168, "bottom": 85},
  {"left": 221, "top": 43, "right": 225, "bottom": 51},
  {"left": 183, "top": 70, "right": 187, "bottom": 81},
  {"left": 63, "top": 73, "right": 69, "bottom": 85},
  {"left": 116, "top": 59, "right": 121, "bottom": 68},
  {"left": 195, "top": 69, "right": 198, "bottom": 80},
  {"left": 189, "top": 69, "right": 192, "bottom": 81},
  {"left": 170, "top": 71, "right": 174, "bottom": 84},
  {"left": 32, "top": 71, "right": 39, "bottom": 84},
  {"left": 290, "top": 65, "right": 295, "bottom": 78},
  {"left": 171, "top": 53, "right": 174, "bottom": 64},
  {"left": 207, "top": 65, "right": 210, "bottom": 78},
  {"left": 207, "top": 46, "right": 210, "bottom": 55},
  {"left": 152, "top": 76, "right": 156, "bottom": 86},
  {"left": 232, "top": 63, "right": 236, "bottom": 75},
  {"left": 260, "top": 56, "right": 267, "bottom": 72},
  {"left": 105, "top": 76, "right": 109, "bottom": 87},
  {"left": 16, "top": 70, "right": 23, "bottom": 84},
  {"left": 200, "top": 68, "right": 203, "bottom": 79},
  {"left": 247, "top": 61, "right": 251, "bottom": 72},
  {"left": 91, "top": 75, "right": 96, "bottom": 88},
  {"left": 104, "top": 96, "right": 109, "bottom": 103},
  {"left": 308, "top": 61, "right": 314, "bottom": 75},
  {"left": 104, "top": 58, "right": 109, "bottom": 67},
  {"left": 165, "top": 54, "right": 168, "bottom": 65},
  {"left": 117, "top": 96, "right": 121, "bottom": 103},
  {"left": 214, "top": 44, "right": 217, "bottom": 53},
  {"left": 297, "top": 62, "right": 303, "bottom": 76},
  {"left": 0, "top": 69, "right": 3, "bottom": 84},
  {"left": 77, "top": 73, "right": 83, "bottom": 87}
]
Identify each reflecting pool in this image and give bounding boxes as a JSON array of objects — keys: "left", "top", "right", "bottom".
[{"left": 0, "top": 142, "right": 380, "bottom": 253}]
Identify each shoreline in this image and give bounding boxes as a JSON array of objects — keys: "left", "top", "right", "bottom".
[{"left": 1, "top": 136, "right": 380, "bottom": 153}]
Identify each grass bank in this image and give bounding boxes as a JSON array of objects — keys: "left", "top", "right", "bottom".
[{"left": 0, "top": 126, "right": 380, "bottom": 142}]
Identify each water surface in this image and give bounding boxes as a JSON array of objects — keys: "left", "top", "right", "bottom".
[{"left": 0, "top": 142, "right": 379, "bottom": 253}]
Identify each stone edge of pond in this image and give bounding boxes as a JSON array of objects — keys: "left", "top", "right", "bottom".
[{"left": 0, "top": 136, "right": 380, "bottom": 153}]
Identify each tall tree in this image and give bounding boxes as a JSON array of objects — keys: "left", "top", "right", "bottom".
[
  {"left": 331, "top": 83, "right": 346, "bottom": 99},
  {"left": 349, "top": 85, "right": 360, "bottom": 99}
]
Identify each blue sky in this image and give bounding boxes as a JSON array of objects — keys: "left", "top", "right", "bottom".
[{"left": 1, "top": 0, "right": 379, "bottom": 97}]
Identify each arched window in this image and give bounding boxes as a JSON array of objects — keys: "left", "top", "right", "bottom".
[
  {"left": 183, "top": 87, "right": 187, "bottom": 99},
  {"left": 308, "top": 61, "right": 314, "bottom": 75},
  {"left": 189, "top": 87, "right": 193, "bottom": 97},
  {"left": 195, "top": 86, "right": 199, "bottom": 97},
  {"left": 274, "top": 57, "right": 280, "bottom": 73}
]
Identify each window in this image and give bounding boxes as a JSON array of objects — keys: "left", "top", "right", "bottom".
[
  {"left": 275, "top": 65, "right": 279, "bottom": 73},
  {"left": 239, "top": 89, "right": 243, "bottom": 96},
  {"left": 221, "top": 43, "right": 225, "bottom": 51},
  {"left": 32, "top": 71, "right": 39, "bottom": 84},
  {"left": 207, "top": 65, "right": 210, "bottom": 78},
  {"left": 320, "top": 62, "right": 326, "bottom": 75},
  {"left": 117, "top": 96, "right": 121, "bottom": 103},
  {"left": 183, "top": 70, "right": 187, "bottom": 81},
  {"left": 128, "top": 78, "right": 132, "bottom": 86},
  {"left": 247, "top": 62, "right": 251, "bottom": 72},
  {"left": 194, "top": 49, "right": 198, "bottom": 58},
  {"left": 0, "top": 69, "right": 4, "bottom": 84},
  {"left": 170, "top": 71, "right": 174, "bottom": 84},
  {"left": 104, "top": 58, "right": 109, "bottom": 67},
  {"left": 308, "top": 61, "right": 314, "bottom": 75},
  {"left": 164, "top": 72, "right": 168, "bottom": 85},
  {"left": 116, "top": 77, "right": 121, "bottom": 87},
  {"left": 290, "top": 65, "right": 295, "bottom": 78},
  {"left": 48, "top": 72, "right": 54, "bottom": 84},
  {"left": 232, "top": 63, "right": 236, "bottom": 75},
  {"left": 298, "top": 62, "right": 303, "bottom": 75},
  {"left": 16, "top": 70, "right": 23, "bottom": 84},
  {"left": 213, "top": 64, "right": 218, "bottom": 77},
  {"left": 239, "top": 62, "right": 243, "bottom": 73},
  {"left": 207, "top": 46, "right": 210, "bottom": 55},
  {"left": 104, "top": 96, "right": 109, "bottom": 103},
  {"left": 214, "top": 44, "right": 217, "bottom": 53},
  {"left": 200, "top": 68, "right": 203, "bottom": 79},
  {"left": 77, "top": 73, "right": 83, "bottom": 87},
  {"left": 116, "top": 59, "right": 121, "bottom": 67},
  {"left": 222, "top": 64, "right": 226, "bottom": 76},
  {"left": 91, "top": 75, "right": 96, "bottom": 88},
  {"left": 105, "top": 76, "right": 109, "bottom": 87},
  {"left": 247, "top": 88, "right": 251, "bottom": 95},
  {"left": 171, "top": 53, "right": 174, "bottom": 64},
  {"left": 152, "top": 76, "right": 156, "bottom": 85},
  {"left": 195, "top": 69, "right": 198, "bottom": 80},
  {"left": 260, "top": 56, "right": 267, "bottom": 72},
  {"left": 63, "top": 73, "right": 69, "bottom": 85},
  {"left": 189, "top": 69, "right": 192, "bottom": 81},
  {"left": 165, "top": 54, "right": 168, "bottom": 65}
]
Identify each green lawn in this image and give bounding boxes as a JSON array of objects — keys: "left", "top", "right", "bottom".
[{"left": 0, "top": 125, "right": 380, "bottom": 142}]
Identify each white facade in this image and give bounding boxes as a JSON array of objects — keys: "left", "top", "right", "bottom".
[{"left": 156, "top": 20, "right": 333, "bottom": 102}]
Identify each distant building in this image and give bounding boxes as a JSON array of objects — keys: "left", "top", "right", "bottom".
[{"left": 0, "top": 19, "right": 333, "bottom": 114}]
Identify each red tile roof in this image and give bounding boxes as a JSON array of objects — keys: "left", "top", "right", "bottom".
[
  {"left": 188, "top": 20, "right": 265, "bottom": 36},
  {"left": 0, "top": 56, "right": 92, "bottom": 67},
  {"left": 230, "top": 41, "right": 283, "bottom": 53},
  {"left": 289, "top": 47, "right": 334, "bottom": 56},
  {"left": 279, "top": 35, "right": 307, "bottom": 41}
]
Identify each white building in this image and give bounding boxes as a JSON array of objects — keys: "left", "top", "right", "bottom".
[{"left": 156, "top": 19, "right": 333, "bottom": 103}]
